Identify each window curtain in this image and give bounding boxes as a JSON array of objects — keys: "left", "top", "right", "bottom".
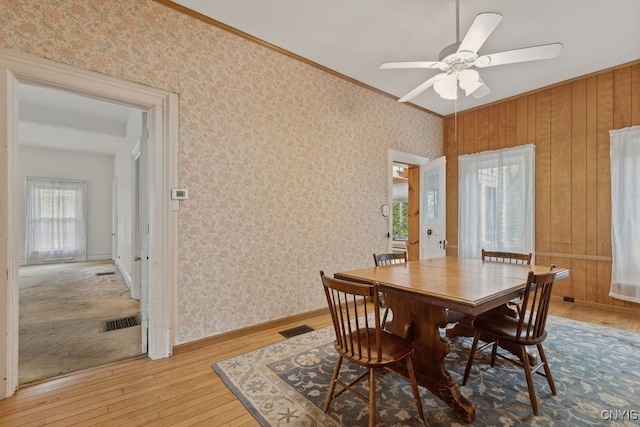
[
  {"left": 25, "top": 178, "right": 87, "bottom": 264},
  {"left": 609, "top": 126, "right": 640, "bottom": 303},
  {"left": 458, "top": 144, "right": 534, "bottom": 260}
]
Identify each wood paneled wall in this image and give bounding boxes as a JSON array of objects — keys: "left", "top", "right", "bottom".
[{"left": 444, "top": 61, "right": 640, "bottom": 313}]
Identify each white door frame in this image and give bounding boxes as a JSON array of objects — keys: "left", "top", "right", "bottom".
[
  {"left": 387, "top": 149, "right": 429, "bottom": 253},
  {"left": 0, "top": 48, "right": 179, "bottom": 398}
]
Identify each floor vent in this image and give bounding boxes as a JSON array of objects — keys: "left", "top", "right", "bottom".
[
  {"left": 103, "top": 316, "right": 140, "bottom": 332},
  {"left": 279, "top": 325, "right": 314, "bottom": 338},
  {"left": 96, "top": 271, "right": 116, "bottom": 276}
]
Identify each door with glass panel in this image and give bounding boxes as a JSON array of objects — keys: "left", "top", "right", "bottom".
[{"left": 420, "top": 156, "right": 446, "bottom": 259}]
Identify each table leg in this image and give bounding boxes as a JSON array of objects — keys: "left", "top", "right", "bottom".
[{"left": 385, "top": 294, "right": 476, "bottom": 423}]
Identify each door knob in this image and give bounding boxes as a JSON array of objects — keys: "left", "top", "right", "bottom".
[{"left": 134, "top": 256, "right": 141, "bottom": 261}]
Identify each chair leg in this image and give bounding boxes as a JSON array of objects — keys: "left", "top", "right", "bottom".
[
  {"left": 519, "top": 346, "right": 539, "bottom": 416},
  {"left": 490, "top": 339, "right": 498, "bottom": 367},
  {"left": 462, "top": 332, "right": 481, "bottom": 385},
  {"left": 324, "top": 355, "right": 343, "bottom": 413},
  {"left": 368, "top": 367, "right": 376, "bottom": 427},
  {"left": 537, "top": 343, "right": 556, "bottom": 395},
  {"left": 406, "top": 356, "right": 425, "bottom": 423}
]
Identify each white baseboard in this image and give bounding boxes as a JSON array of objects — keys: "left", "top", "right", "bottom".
[
  {"left": 87, "top": 253, "right": 112, "bottom": 261},
  {"left": 19, "top": 253, "right": 111, "bottom": 266},
  {"left": 114, "top": 258, "right": 133, "bottom": 291}
]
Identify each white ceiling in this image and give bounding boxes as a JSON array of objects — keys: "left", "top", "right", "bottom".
[
  {"left": 171, "top": 0, "right": 640, "bottom": 116},
  {"left": 18, "top": 84, "right": 133, "bottom": 155},
  {"left": 15, "top": 0, "right": 640, "bottom": 153}
]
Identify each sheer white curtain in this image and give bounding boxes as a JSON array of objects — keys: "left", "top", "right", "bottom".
[
  {"left": 609, "top": 126, "right": 640, "bottom": 303},
  {"left": 458, "top": 144, "right": 534, "bottom": 260},
  {"left": 25, "top": 177, "right": 87, "bottom": 264}
]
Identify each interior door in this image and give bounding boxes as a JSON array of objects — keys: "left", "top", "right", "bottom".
[{"left": 420, "top": 156, "right": 446, "bottom": 259}]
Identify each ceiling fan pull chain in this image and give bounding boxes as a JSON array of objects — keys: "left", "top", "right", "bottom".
[{"left": 454, "top": 98, "right": 458, "bottom": 142}]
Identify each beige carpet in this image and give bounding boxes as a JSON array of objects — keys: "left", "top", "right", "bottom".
[{"left": 19, "top": 260, "right": 143, "bottom": 385}]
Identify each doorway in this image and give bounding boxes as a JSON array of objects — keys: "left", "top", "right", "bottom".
[
  {"left": 1, "top": 47, "right": 178, "bottom": 399},
  {"left": 391, "top": 162, "right": 409, "bottom": 254},
  {"left": 388, "top": 150, "right": 447, "bottom": 261},
  {"left": 388, "top": 150, "right": 428, "bottom": 261},
  {"left": 17, "top": 83, "right": 144, "bottom": 384}
]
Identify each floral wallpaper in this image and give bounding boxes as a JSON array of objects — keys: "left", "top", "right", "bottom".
[{"left": 0, "top": 0, "right": 442, "bottom": 344}]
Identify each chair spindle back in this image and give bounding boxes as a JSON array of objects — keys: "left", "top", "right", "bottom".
[
  {"left": 517, "top": 271, "right": 556, "bottom": 341},
  {"left": 373, "top": 252, "right": 407, "bottom": 266},
  {"left": 482, "top": 250, "right": 532, "bottom": 265},
  {"left": 320, "top": 271, "right": 382, "bottom": 363}
]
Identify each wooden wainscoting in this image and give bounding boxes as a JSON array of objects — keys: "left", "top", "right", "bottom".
[{"left": 444, "top": 60, "right": 640, "bottom": 313}]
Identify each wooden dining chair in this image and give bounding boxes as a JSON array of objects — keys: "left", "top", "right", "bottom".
[
  {"left": 462, "top": 270, "right": 557, "bottom": 416},
  {"left": 319, "top": 271, "right": 425, "bottom": 427},
  {"left": 372, "top": 252, "right": 406, "bottom": 327},
  {"left": 482, "top": 249, "right": 533, "bottom": 315},
  {"left": 373, "top": 252, "right": 407, "bottom": 266},
  {"left": 481, "top": 249, "right": 533, "bottom": 265},
  {"left": 446, "top": 251, "right": 534, "bottom": 337}
]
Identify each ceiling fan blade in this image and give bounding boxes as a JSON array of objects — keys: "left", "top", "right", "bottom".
[
  {"left": 471, "top": 79, "right": 491, "bottom": 99},
  {"left": 379, "top": 61, "right": 444, "bottom": 70},
  {"left": 398, "top": 73, "right": 445, "bottom": 103},
  {"left": 475, "top": 43, "right": 563, "bottom": 68},
  {"left": 457, "top": 13, "right": 502, "bottom": 54}
]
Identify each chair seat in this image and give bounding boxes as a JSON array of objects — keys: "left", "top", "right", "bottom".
[
  {"left": 337, "top": 328, "right": 414, "bottom": 367},
  {"left": 473, "top": 314, "right": 548, "bottom": 345}
]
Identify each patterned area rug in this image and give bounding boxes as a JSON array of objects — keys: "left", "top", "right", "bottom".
[{"left": 212, "top": 316, "right": 640, "bottom": 426}]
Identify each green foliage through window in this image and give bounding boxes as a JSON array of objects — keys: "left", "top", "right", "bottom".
[{"left": 393, "top": 201, "right": 408, "bottom": 238}]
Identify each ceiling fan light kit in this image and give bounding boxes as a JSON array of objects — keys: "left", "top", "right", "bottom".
[{"left": 380, "top": 2, "right": 562, "bottom": 103}]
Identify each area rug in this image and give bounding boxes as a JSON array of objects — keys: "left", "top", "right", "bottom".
[{"left": 212, "top": 316, "right": 640, "bottom": 426}]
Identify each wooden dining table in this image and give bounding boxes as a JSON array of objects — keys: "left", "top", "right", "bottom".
[{"left": 334, "top": 256, "right": 569, "bottom": 423}]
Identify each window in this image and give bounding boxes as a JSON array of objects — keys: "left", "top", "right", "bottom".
[
  {"left": 458, "top": 145, "right": 534, "bottom": 259},
  {"left": 25, "top": 177, "right": 87, "bottom": 264},
  {"left": 392, "top": 201, "right": 408, "bottom": 239},
  {"left": 609, "top": 126, "right": 640, "bottom": 303}
]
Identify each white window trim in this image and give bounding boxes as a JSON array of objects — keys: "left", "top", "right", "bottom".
[{"left": 25, "top": 177, "right": 88, "bottom": 264}]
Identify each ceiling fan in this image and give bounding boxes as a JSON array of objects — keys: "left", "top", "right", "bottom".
[{"left": 380, "top": 0, "right": 562, "bottom": 102}]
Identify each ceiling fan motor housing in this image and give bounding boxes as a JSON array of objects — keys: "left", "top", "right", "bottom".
[{"left": 439, "top": 42, "right": 477, "bottom": 70}]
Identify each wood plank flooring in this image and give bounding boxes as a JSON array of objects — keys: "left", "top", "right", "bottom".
[{"left": 0, "top": 300, "right": 638, "bottom": 426}]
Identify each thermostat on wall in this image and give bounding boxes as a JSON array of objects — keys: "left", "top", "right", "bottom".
[{"left": 171, "top": 188, "right": 189, "bottom": 200}]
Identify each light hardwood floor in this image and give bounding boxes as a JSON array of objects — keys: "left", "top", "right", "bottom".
[{"left": 0, "top": 300, "right": 638, "bottom": 426}]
